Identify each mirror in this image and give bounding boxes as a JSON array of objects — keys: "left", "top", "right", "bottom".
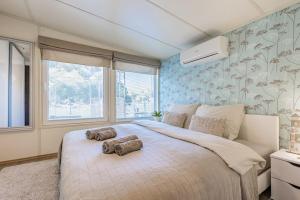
[{"left": 0, "top": 37, "right": 32, "bottom": 128}]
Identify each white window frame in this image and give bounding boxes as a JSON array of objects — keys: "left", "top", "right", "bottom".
[
  {"left": 114, "top": 70, "right": 159, "bottom": 122},
  {"left": 42, "top": 61, "right": 109, "bottom": 126}
]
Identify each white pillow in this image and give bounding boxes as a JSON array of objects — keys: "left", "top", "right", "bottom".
[
  {"left": 195, "top": 104, "right": 245, "bottom": 140},
  {"left": 189, "top": 115, "right": 226, "bottom": 137},
  {"left": 162, "top": 112, "right": 187, "bottom": 128},
  {"left": 169, "top": 104, "right": 199, "bottom": 128}
]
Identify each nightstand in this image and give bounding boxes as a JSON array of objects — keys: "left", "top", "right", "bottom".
[{"left": 271, "top": 149, "right": 300, "bottom": 200}]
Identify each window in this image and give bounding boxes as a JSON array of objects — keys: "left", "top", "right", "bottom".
[
  {"left": 116, "top": 70, "right": 157, "bottom": 119},
  {"left": 44, "top": 60, "right": 105, "bottom": 121},
  {"left": 40, "top": 37, "right": 160, "bottom": 124},
  {"left": 0, "top": 38, "right": 32, "bottom": 129}
]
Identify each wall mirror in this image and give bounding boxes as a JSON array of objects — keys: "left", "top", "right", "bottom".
[{"left": 0, "top": 37, "right": 33, "bottom": 130}]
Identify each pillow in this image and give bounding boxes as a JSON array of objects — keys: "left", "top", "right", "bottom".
[
  {"left": 189, "top": 115, "right": 226, "bottom": 137},
  {"left": 162, "top": 112, "right": 187, "bottom": 128},
  {"left": 169, "top": 104, "right": 199, "bottom": 129},
  {"left": 195, "top": 104, "right": 245, "bottom": 140}
]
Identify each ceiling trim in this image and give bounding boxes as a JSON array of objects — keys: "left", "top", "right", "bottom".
[
  {"left": 145, "top": 0, "right": 211, "bottom": 37},
  {"left": 54, "top": 0, "right": 182, "bottom": 51}
]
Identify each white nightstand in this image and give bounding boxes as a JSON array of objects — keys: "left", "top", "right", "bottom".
[{"left": 271, "top": 149, "right": 300, "bottom": 200}]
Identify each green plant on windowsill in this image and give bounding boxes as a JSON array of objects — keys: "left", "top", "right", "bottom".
[{"left": 152, "top": 111, "right": 162, "bottom": 122}]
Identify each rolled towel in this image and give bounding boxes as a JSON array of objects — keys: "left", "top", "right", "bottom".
[
  {"left": 102, "top": 135, "right": 139, "bottom": 154},
  {"left": 86, "top": 127, "right": 115, "bottom": 140},
  {"left": 114, "top": 139, "right": 143, "bottom": 156},
  {"left": 95, "top": 129, "right": 117, "bottom": 141}
]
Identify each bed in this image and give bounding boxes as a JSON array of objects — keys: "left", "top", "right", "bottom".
[
  {"left": 59, "top": 114, "right": 279, "bottom": 200},
  {"left": 237, "top": 114, "right": 279, "bottom": 194}
]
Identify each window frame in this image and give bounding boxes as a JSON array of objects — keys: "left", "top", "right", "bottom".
[
  {"left": 42, "top": 61, "right": 109, "bottom": 126},
  {"left": 114, "top": 69, "right": 159, "bottom": 122},
  {"left": 0, "top": 37, "right": 34, "bottom": 133}
]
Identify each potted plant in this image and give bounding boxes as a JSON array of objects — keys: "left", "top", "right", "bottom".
[{"left": 152, "top": 111, "right": 162, "bottom": 122}]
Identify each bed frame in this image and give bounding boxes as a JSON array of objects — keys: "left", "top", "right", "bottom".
[{"left": 238, "top": 114, "right": 279, "bottom": 194}]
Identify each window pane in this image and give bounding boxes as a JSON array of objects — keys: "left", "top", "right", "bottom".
[
  {"left": 47, "top": 61, "right": 104, "bottom": 120},
  {"left": 116, "top": 70, "right": 156, "bottom": 119}
]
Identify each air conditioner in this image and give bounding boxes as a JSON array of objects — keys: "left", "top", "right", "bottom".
[{"left": 180, "top": 36, "right": 229, "bottom": 66}]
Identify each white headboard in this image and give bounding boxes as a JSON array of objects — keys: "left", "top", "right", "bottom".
[{"left": 238, "top": 114, "right": 279, "bottom": 151}]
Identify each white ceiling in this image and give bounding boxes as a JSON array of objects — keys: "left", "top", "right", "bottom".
[{"left": 0, "top": 0, "right": 299, "bottom": 59}]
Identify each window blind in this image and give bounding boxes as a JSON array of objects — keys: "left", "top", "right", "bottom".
[
  {"left": 38, "top": 36, "right": 113, "bottom": 59},
  {"left": 116, "top": 70, "right": 156, "bottom": 119},
  {"left": 38, "top": 36, "right": 161, "bottom": 71},
  {"left": 113, "top": 52, "right": 160, "bottom": 67},
  {"left": 42, "top": 49, "right": 111, "bottom": 68},
  {"left": 113, "top": 52, "right": 160, "bottom": 75},
  {"left": 38, "top": 36, "right": 112, "bottom": 67},
  {"left": 113, "top": 61, "right": 158, "bottom": 75}
]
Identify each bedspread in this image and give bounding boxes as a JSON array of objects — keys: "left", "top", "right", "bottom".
[{"left": 60, "top": 121, "right": 264, "bottom": 200}]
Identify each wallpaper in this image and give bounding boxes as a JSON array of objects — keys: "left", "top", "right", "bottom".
[{"left": 160, "top": 3, "right": 300, "bottom": 148}]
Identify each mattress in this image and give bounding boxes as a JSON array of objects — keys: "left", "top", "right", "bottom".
[{"left": 235, "top": 139, "right": 273, "bottom": 174}]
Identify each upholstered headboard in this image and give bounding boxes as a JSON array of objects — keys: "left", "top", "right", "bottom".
[{"left": 238, "top": 114, "right": 279, "bottom": 152}]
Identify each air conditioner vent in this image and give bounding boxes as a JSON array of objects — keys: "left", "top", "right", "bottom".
[
  {"left": 182, "top": 52, "right": 218, "bottom": 65},
  {"left": 180, "top": 36, "right": 229, "bottom": 67}
]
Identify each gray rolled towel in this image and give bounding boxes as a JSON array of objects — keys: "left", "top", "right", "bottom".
[
  {"left": 86, "top": 127, "right": 115, "bottom": 140},
  {"left": 95, "top": 129, "right": 117, "bottom": 141},
  {"left": 114, "top": 139, "right": 143, "bottom": 156},
  {"left": 102, "top": 135, "right": 139, "bottom": 154}
]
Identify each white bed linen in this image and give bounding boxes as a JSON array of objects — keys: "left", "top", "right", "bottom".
[
  {"left": 60, "top": 121, "right": 265, "bottom": 200},
  {"left": 135, "top": 120, "right": 265, "bottom": 174}
]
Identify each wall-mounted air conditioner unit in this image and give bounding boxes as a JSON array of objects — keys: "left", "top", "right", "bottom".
[{"left": 180, "top": 36, "right": 229, "bottom": 66}]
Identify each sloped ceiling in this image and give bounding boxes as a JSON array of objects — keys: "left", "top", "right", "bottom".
[{"left": 0, "top": 0, "right": 299, "bottom": 59}]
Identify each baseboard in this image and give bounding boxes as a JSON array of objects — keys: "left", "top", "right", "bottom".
[{"left": 0, "top": 153, "right": 57, "bottom": 168}]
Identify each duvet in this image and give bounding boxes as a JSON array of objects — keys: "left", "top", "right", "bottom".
[{"left": 59, "top": 120, "right": 265, "bottom": 200}]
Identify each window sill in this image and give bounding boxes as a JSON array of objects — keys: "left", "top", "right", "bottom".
[
  {"left": 40, "top": 118, "right": 111, "bottom": 129},
  {"left": 0, "top": 118, "right": 155, "bottom": 132},
  {"left": 0, "top": 126, "right": 34, "bottom": 133},
  {"left": 116, "top": 117, "right": 153, "bottom": 123}
]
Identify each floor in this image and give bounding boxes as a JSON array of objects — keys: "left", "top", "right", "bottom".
[
  {"left": 260, "top": 188, "right": 271, "bottom": 200},
  {"left": 0, "top": 159, "right": 271, "bottom": 200},
  {"left": 0, "top": 159, "right": 59, "bottom": 200}
]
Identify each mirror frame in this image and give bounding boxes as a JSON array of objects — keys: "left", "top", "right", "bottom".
[{"left": 0, "top": 36, "right": 34, "bottom": 132}]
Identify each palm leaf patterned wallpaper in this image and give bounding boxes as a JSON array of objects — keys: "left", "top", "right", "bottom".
[{"left": 160, "top": 3, "right": 300, "bottom": 148}]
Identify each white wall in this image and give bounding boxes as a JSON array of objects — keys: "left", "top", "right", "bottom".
[{"left": 0, "top": 14, "right": 128, "bottom": 162}]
